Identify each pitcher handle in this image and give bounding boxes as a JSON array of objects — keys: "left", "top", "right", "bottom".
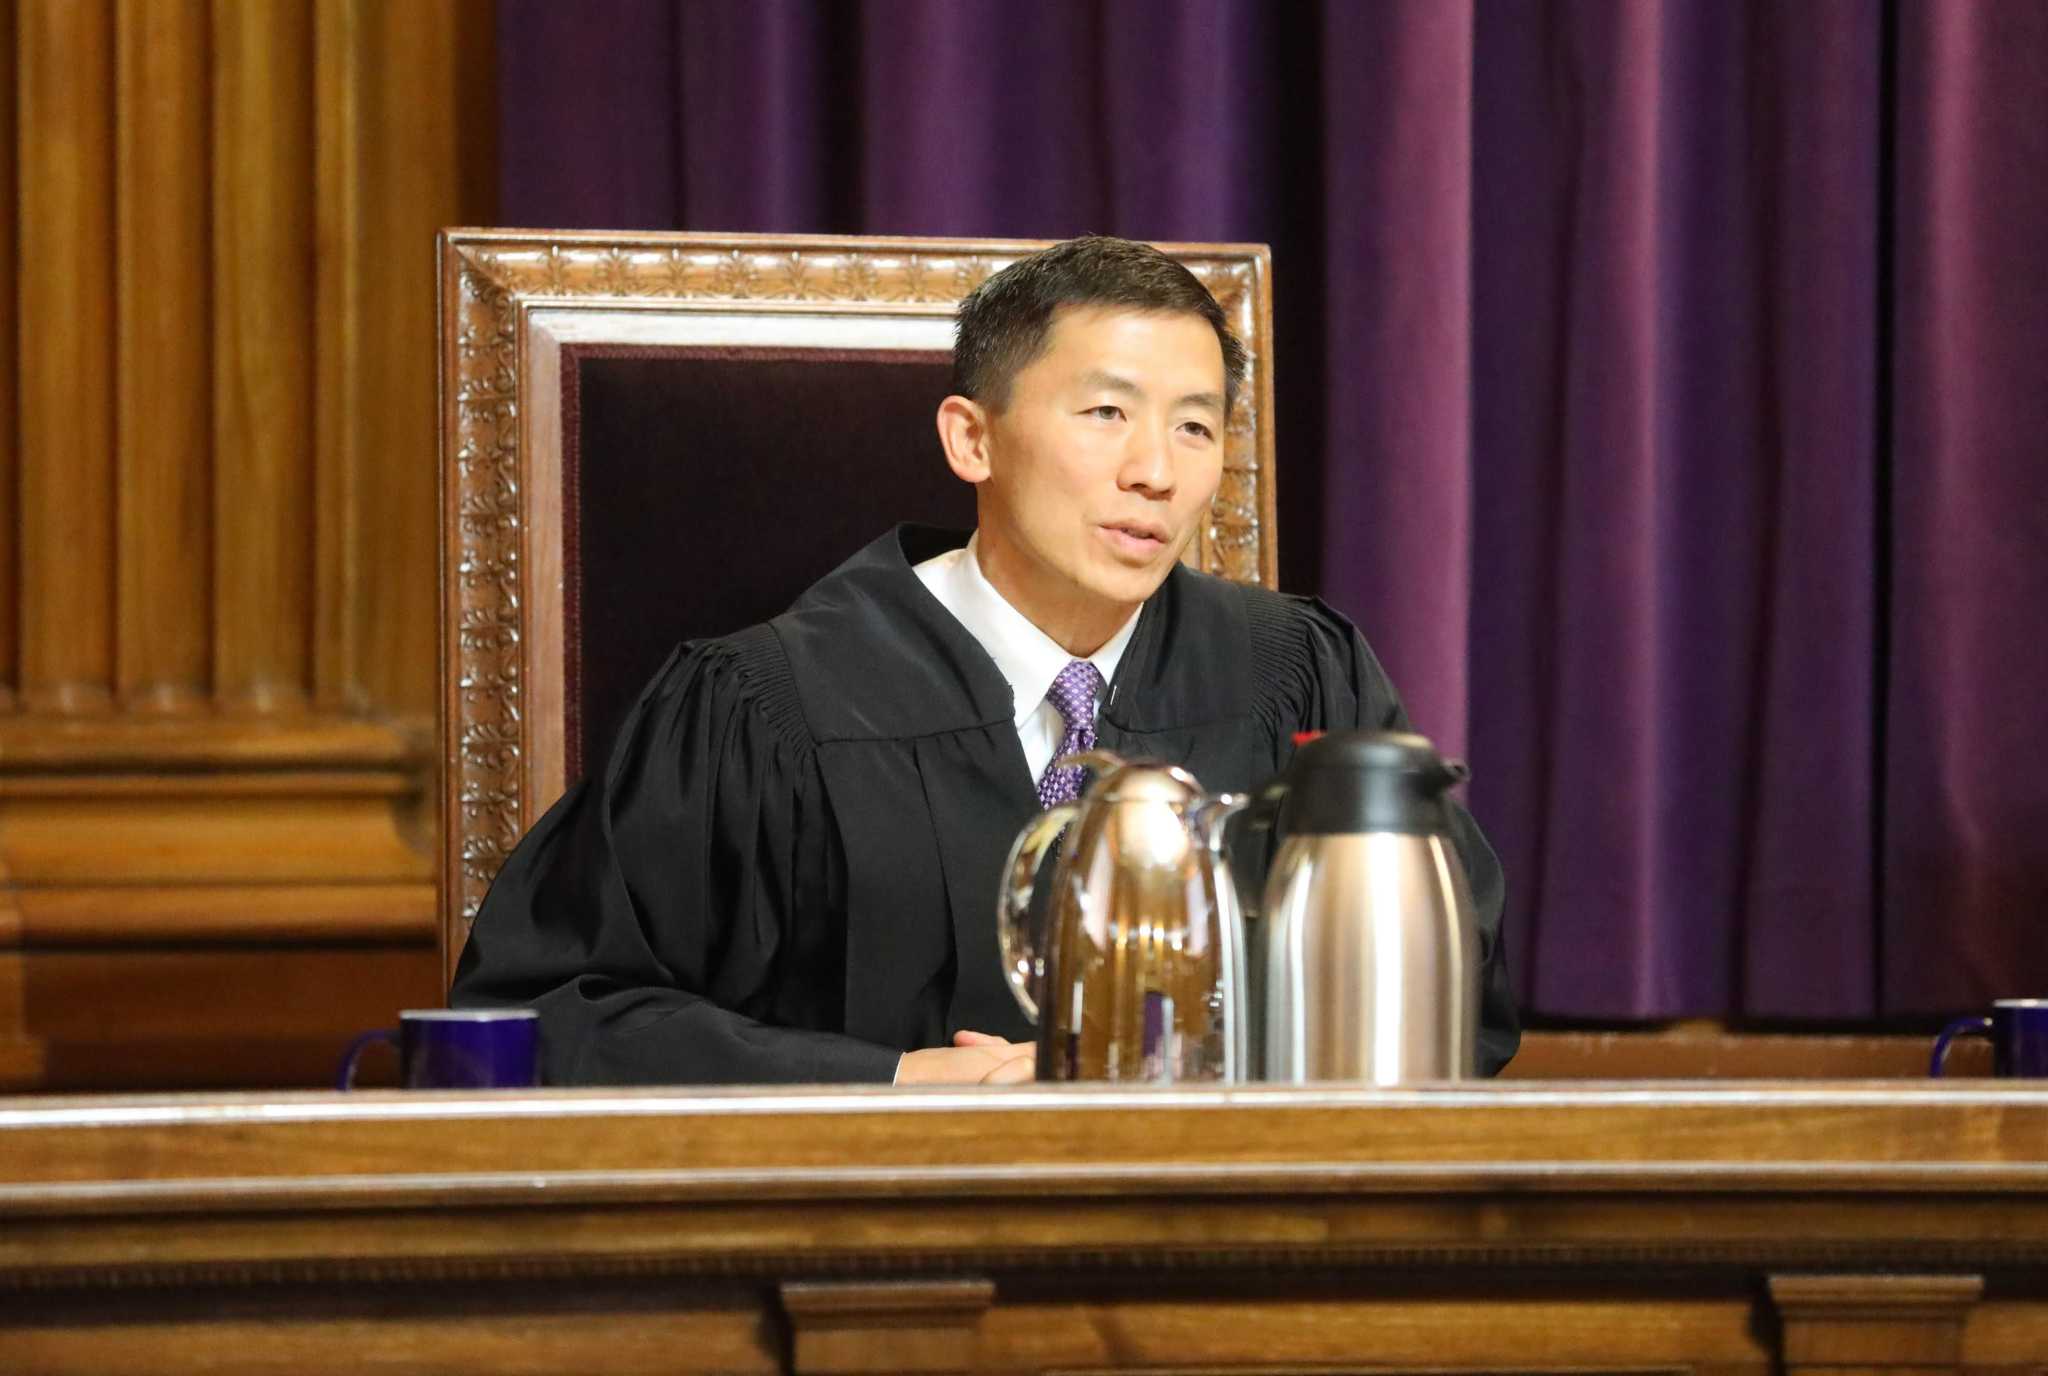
[
  {"left": 1931, "top": 1015, "right": 1993, "bottom": 1077},
  {"left": 999, "top": 804, "right": 1078, "bottom": 1025},
  {"left": 1193, "top": 792, "right": 1249, "bottom": 854}
]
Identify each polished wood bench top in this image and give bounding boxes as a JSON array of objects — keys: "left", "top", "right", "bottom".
[
  {"left": 5, "top": 1082, "right": 2047, "bottom": 1249},
  {"left": 5, "top": 1084, "right": 2046, "bottom": 1373},
  {"left": 6, "top": 1081, "right": 2047, "bottom": 1200}
]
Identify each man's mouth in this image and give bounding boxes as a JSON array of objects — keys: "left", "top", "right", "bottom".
[{"left": 1098, "top": 520, "right": 1170, "bottom": 557}]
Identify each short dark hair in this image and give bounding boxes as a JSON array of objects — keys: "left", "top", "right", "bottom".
[{"left": 952, "top": 235, "right": 1249, "bottom": 415}]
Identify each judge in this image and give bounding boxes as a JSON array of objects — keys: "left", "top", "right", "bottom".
[{"left": 451, "top": 236, "right": 1520, "bottom": 1085}]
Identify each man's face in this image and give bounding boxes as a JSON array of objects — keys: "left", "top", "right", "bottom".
[{"left": 973, "top": 305, "right": 1228, "bottom": 628}]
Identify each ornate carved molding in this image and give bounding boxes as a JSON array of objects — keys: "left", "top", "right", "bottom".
[{"left": 439, "top": 232, "right": 1276, "bottom": 932}]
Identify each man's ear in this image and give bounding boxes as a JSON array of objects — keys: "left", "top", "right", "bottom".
[{"left": 936, "top": 395, "right": 992, "bottom": 484}]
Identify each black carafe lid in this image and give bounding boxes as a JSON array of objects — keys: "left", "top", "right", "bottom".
[{"left": 1273, "top": 730, "right": 1468, "bottom": 836}]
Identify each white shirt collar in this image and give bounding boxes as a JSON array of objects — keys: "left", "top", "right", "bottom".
[{"left": 914, "top": 534, "right": 1140, "bottom": 729}]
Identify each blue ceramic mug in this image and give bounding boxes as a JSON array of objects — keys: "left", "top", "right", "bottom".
[
  {"left": 337, "top": 1009, "right": 541, "bottom": 1090},
  {"left": 1930, "top": 999, "right": 2048, "bottom": 1078}
]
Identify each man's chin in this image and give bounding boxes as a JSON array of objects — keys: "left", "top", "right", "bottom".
[{"left": 1085, "top": 559, "right": 1177, "bottom": 609}]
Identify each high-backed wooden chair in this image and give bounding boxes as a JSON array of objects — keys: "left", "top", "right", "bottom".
[{"left": 435, "top": 232, "right": 1278, "bottom": 985}]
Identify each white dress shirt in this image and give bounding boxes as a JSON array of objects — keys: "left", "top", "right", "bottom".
[{"left": 913, "top": 534, "right": 1140, "bottom": 783}]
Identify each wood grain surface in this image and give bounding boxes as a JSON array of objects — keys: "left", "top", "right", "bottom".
[
  {"left": 0, "top": 0, "right": 493, "bottom": 1092},
  {"left": 0, "top": 1, "right": 17, "bottom": 712},
  {"left": 1, "top": 1086, "right": 2044, "bottom": 1374},
  {"left": 115, "top": 0, "right": 212, "bottom": 714},
  {"left": 16, "top": 0, "right": 116, "bottom": 714}
]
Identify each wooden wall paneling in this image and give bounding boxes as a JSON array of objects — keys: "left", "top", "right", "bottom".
[
  {"left": 26, "top": 944, "right": 440, "bottom": 1043},
  {"left": 1504, "top": 1025, "right": 1994, "bottom": 1078},
  {"left": 2, "top": 1089, "right": 2043, "bottom": 1372},
  {"left": 780, "top": 1279, "right": 995, "bottom": 1376},
  {"left": 971, "top": 1290, "right": 1767, "bottom": 1376},
  {"left": 311, "top": 0, "right": 361, "bottom": 714},
  {"left": 0, "top": 0, "right": 477, "bottom": 1093},
  {"left": 312, "top": 0, "right": 498, "bottom": 720},
  {"left": 211, "top": 0, "right": 313, "bottom": 712},
  {"left": 114, "top": 0, "right": 211, "bottom": 713},
  {"left": 332, "top": 0, "right": 495, "bottom": 721},
  {"left": 1961, "top": 1297, "right": 2048, "bottom": 1375},
  {"left": 0, "top": 789, "right": 427, "bottom": 887},
  {"left": 1768, "top": 1275, "right": 1984, "bottom": 1376},
  {"left": 311, "top": 0, "right": 498, "bottom": 723},
  {"left": 0, "top": 980, "right": 37, "bottom": 1087},
  {"left": 16, "top": 0, "right": 115, "bottom": 714},
  {"left": 0, "top": 714, "right": 438, "bottom": 1093},
  {"left": 2, "top": 1283, "right": 781, "bottom": 1376},
  {"left": 22, "top": 949, "right": 440, "bottom": 1090},
  {"left": 0, "top": 0, "right": 19, "bottom": 1079},
  {"left": 0, "top": 0, "right": 17, "bottom": 712},
  {"left": 15, "top": 881, "right": 432, "bottom": 945}
]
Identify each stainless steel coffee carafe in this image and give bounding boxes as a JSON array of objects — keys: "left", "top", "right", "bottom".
[
  {"left": 999, "top": 753, "right": 1250, "bottom": 1083},
  {"left": 1259, "top": 731, "right": 1480, "bottom": 1084}
]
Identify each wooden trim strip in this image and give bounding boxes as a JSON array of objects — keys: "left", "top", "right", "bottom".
[
  {"left": 7, "top": 1159, "right": 2048, "bottom": 1218},
  {"left": 0, "top": 771, "right": 417, "bottom": 799},
  {"left": 0, "top": 713, "right": 422, "bottom": 772},
  {"left": 4, "top": 1083, "right": 2047, "bottom": 1176},
  {"left": 13, "top": 881, "right": 434, "bottom": 945}
]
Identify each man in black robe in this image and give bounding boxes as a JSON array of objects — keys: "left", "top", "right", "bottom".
[{"left": 452, "top": 236, "right": 1520, "bottom": 1084}]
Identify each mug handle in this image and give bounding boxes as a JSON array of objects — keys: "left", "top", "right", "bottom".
[
  {"left": 336, "top": 1028, "right": 398, "bottom": 1090},
  {"left": 1930, "top": 1016, "right": 1993, "bottom": 1077}
]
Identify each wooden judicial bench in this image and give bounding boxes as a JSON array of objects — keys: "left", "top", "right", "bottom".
[{"left": 2, "top": 1083, "right": 2046, "bottom": 1374}]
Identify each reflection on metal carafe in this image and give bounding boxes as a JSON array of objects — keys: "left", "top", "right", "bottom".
[
  {"left": 999, "top": 753, "right": 1248, "bottom": 1082},
  {"left": 1259, "top": 731, "right": 1481, "bottom": 1085}
]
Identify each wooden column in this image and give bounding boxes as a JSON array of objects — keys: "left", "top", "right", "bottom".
[
  {"left": 211, "top": 0, "right": 315, "bottom": 713},
  {"left": 1769, "top": 1274, "right": 1984, "bottom": 1376},
  {"left": 114, "top": 0, "right": 212, "bottom": 713},
  {"left": 16, "top": 0, "right": 116, "bottom": 714},
  {"left": 0, "top": 0, "right": 20, "bottom": 1075},
  {"left": 0, "top": 0, "right": 17, "bottom": 712},
  {"left": 312, "top": 0, "right": 363, "bottom": 713},
  {"left": 314, "top": 0, "right": 491, "bottom": 718}
]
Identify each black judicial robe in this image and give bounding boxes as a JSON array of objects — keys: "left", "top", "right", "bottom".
[{"left": 452, "top": 526, "right": 1521, "bottom": 1083}]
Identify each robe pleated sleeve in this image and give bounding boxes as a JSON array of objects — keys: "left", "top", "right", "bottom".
[
  {"left": 1245, "top": 591, "right": 1522, "bottom": 1077},
  {"left": 450, "top": 627, "right": 902, "bottom": 1085}
]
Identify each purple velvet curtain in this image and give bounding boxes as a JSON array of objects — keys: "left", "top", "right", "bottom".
[{"left": 497, "top": 0, "right": 2048, "bottom": 1021}]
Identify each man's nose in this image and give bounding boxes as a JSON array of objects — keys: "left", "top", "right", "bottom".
[{"left": 1120, "top": 425, "right": 1175, "bottom": 497}]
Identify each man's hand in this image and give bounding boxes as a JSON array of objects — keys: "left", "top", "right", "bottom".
[{"left": 894, "top": 1030, "right": 1036, "bottom": 1085}]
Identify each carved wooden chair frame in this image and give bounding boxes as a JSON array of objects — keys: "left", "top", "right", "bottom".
[{"left": 435, "top": 231, "right": 1277, "bottom": 986}]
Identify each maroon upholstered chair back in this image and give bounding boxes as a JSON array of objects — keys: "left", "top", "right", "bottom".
[
  {"left": 437, "top": 232, "right": 1276, "bottom": 984},
  {"left": 567, "top": 346, "right": 971, "bottom": 785}
]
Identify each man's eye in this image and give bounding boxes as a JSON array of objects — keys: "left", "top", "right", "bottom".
[
  {"left": 1088, "top": 405, "right": 1124, "bottom": 422},
  {"left": 1181, "top": 421, "right": 1215, "bottom": 441}
]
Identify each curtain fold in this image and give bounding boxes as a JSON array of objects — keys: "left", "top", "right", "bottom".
[
  {"left": 1469, "top": 0, "right": 1885, "bottom": 1017},
  {"left": 1319, "top": 1, "right": 1476, "bottom": 760},
  {"left": 496, "top": 0, "right": 2048, "bottom": 1020},
  {"left": 1885, "top": 0, "right": 2048, "bottom": 1013}
]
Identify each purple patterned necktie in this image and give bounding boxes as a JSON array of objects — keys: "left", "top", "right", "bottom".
[{"left": 1035, "top": 660, "right": 1105, "bottom": 809}]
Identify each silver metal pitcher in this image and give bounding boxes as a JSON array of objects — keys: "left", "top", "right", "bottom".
[
  {"left": 1259, "top": 730, "right": 1480, "bottom": 1084},
  {"left": 999, "top": 753, "right": 1250, "bottom": 1082}
]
